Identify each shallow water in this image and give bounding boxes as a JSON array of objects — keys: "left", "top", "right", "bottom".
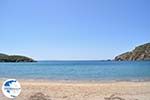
[{"left": 0, "top": 61, "right": 150, "bottom": 81}]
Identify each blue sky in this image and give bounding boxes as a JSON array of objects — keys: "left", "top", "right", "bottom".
[{"left": 0, "top": 0, "right": 150, "bottom": 60}]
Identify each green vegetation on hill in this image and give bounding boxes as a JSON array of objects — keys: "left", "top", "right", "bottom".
[
  {"left": 115, "top": 43, "right": 150, "bottom": 61},
  {"left": 0, "top": 53, "right": 8, "bottom": 57},
  {"left": 0, "top": 53, "right": 35, "bottom": 62}
]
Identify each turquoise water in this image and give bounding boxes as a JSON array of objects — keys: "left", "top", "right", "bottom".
[{"left": 0, "top": 61, "right": 150, "bottom": 81}]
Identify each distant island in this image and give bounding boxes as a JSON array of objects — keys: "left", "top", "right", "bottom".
[
  {"left": 115, "top": 43, "right": 150, "bottom": 61},
  {"left": 0, "top": 53, "right": 35, "bottom": 62}
]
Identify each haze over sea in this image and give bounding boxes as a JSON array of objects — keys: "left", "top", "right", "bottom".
[{"left": 0, "top": 61, "right": 150, "bottom": 82}]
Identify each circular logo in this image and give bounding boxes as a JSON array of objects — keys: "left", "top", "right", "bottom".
[{"left": 2, "top": 79, "right": 21, "bottom": 98}]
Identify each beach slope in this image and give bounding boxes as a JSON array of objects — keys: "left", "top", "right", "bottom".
[{"left": 0, "top": 80, "right": 150, "bottom": 100}]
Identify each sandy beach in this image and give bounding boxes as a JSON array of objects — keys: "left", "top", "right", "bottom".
[{"left": 0, "top": 80, "right": 150, "bottom": 100}]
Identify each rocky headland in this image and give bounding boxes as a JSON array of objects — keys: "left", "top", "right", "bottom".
[
  {"left": 0, "top": 53, "right": 35, "bottom": 62},
  {"left": 115, "top": 43, "right": 150, "bottom": 61}
]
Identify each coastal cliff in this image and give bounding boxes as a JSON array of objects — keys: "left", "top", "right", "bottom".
[
  {"left": 0, "top": 53, "right": 35, "bottom": 62},
  {"left": 115, "top": 43, "right": 150, "bottom": 61}
]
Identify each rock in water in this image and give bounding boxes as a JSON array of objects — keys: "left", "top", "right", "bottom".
[{"left": 115, "top": 43, "right": 150, "bottom": 61}]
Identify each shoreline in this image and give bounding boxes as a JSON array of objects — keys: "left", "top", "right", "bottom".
[
  {"left": 1, "top": 80, "right": 150, "bottom": 100},
  {"left": 1, "top": 77, "right": 150, "bottom": 83}
]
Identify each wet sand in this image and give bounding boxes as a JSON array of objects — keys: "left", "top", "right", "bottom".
[{"left": 0, "top": 80, "right": 150, "bottom": 100}]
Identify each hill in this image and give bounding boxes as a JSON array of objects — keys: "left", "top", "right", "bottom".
[
  {"left": 0, "top": 53, "right": 35, "bottom": 62},
  {"left": 115, "top": 43, "right": 150, "bottom": 61}
]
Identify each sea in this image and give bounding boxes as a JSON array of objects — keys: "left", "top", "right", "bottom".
[{"left": 0, "top": 61, "right": 150, "bottom": 82}]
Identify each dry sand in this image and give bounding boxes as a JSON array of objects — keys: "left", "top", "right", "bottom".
[{"left": 0, "top": 80, "right": 150, "bottom": 100}]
